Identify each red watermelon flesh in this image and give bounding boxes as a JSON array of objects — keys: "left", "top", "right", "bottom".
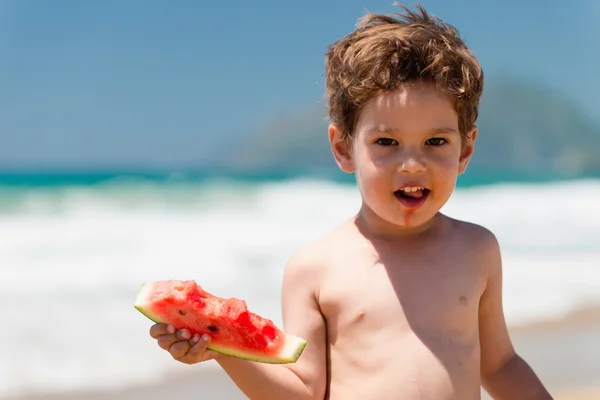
[{"left": 134, "top": 280, "right": 306, "bottom": 364}]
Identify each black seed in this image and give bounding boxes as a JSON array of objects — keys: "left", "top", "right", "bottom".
[
  {"left": 208, "top": 325, "right": 217, "bottom": 332},
  {"left": 178, "top": 310, "right": 186, "bottom": 315}
]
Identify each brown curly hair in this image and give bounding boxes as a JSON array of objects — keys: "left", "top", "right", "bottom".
[{"left": 325, "top": 3, "right": 484, "bottom": 142}]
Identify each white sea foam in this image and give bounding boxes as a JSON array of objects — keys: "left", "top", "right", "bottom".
[{"left": 1, "top": 178, "right": 599, "bottom": 397}]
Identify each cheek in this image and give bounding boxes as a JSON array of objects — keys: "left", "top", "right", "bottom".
[
  {"left": 438, "top": 156, "right": 459, "bottom": 172},
  {"left": 354, "top": 155, "right": 391, "bottom": 199},
  {"left": 356, "top": 153, "right": 392, "bottom": 186},
  {"left": 430, "top": 153, "right": 460, "bottom": 192},
  {"left": 356, "top": 145, "right": 396, "bottom": 174},
  {"left": 430, "top": 148, "right": 461, "bottom": 170},
  {"left": 356, "top": 168, "right": 386, "bottom": 196},
  {"left": 354, "top": 147, "right": 377, "bottom": 177}
]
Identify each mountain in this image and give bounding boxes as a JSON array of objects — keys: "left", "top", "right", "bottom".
[
  {"left": 209, "top": 76, "right": 600, "bottom": 178},
  {"left": 472, "top": 76, "right": 600, "bottom": 175}
]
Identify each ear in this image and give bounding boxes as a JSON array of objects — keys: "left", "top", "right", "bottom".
[
  {"left": 458, "top": 127, "right": 477, "bottom": 175},
  {"left": 328, "top": 123, "right": 355, "bottom": 173}
]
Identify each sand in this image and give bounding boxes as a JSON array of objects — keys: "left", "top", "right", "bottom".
[
  {"left": 553, "top": 387, "right": 600, "bottom": 400},
  {"left": 480, "top": 306, "right": 600, "bottom": 400},
  {"left": 7, "top": 306, "right": 600, "bottom": 400}
]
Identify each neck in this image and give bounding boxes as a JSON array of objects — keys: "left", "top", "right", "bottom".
[{"left": 354, "top": 203, "right": 441, "bottom": 241}]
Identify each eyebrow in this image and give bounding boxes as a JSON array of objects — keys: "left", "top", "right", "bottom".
[{"left": 365, "top": 126, "right": 459, "bottom": 135}]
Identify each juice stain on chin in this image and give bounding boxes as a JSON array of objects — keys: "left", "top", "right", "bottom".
[{"left": 403, "top": 209, "right": 415, "bottom": 225}]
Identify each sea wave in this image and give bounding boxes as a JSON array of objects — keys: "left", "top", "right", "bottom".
[{"left": 1, "top": 178, "right": 599, "bottom": 397}]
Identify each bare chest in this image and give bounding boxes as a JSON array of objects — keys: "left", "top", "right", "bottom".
[{"left": 319, "top": 246, "right": 487, "bottom": 343}]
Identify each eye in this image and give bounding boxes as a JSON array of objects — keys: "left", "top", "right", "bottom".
[
  {"left": 375, "top": 138, "right": 398, "bottom": 146},
  {"left": 426, "top": 137, "right": 448, "bottom": 146}
]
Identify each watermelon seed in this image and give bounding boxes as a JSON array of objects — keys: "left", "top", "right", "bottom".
[
  {"left": 208, "top": 325, "right": 217, "bottom": 332},
  {"left": 178, "top": 310, "right": 186, "bottom": 316}
]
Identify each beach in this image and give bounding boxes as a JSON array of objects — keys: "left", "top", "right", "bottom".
[
  {"left": 2, "top": 178, "right": 600, "bottom": 399},
  {"left": 7, "top": 305, "right": 600, "bottom": 400}
]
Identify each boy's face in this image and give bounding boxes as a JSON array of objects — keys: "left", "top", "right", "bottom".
[{"left": 329, "top": 80, "right": 476, "bottom": 229}]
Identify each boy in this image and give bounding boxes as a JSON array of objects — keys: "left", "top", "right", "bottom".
[{"left": 149, "top": 4, "right": 553, "bottom": 399}]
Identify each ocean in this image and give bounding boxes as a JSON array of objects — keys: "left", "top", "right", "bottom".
[{"left": 2, "top": 172, "right": 600, "bottom": 398}]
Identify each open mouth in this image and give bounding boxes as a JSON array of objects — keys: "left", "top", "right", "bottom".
[{"left": 394, "top": 187, "right": 430, "bottom": 209}]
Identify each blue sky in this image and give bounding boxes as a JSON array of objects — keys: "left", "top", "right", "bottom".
[{"left": 0, "top": 0, "right": 597, "bottom": 169}]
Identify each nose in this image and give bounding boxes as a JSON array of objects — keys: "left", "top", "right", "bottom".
[{"left": 397, "top": 150, "right": 425, "bottom": 174}]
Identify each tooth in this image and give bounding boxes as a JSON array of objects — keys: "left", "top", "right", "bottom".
[{"left": 401, "top": 187, "right": 426, "bottom": 192}]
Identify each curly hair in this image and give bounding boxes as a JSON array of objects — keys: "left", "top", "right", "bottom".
[{"left": 325, "top": 3, "right": 484, "bottom": 142}]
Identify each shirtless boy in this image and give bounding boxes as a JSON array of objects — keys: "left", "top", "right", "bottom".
[{"left": 149, "top": 4, "right": 553, "bottom": 399}]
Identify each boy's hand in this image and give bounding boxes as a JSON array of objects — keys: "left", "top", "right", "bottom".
[{"left": 149, "top": 323, "right": 221, "bottom": 364}]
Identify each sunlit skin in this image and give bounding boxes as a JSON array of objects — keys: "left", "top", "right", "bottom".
[
  {"left": 329, "top": 79, "right": 475, "bottom": 237},
  {"left": 148, "top": 80, "right": 552, "bottom": 399}
]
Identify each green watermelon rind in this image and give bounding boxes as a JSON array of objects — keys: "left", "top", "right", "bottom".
[
  {"left": 207, "top": 333, "right": 307, "bottom": 364},
  {"left": 133, "top": 283, "right": 164, "bottom": 323},
  {"left": 133, "top": 282, "right": 307, "bottom": 364}
]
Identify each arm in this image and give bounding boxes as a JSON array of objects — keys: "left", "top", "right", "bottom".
[
  {"left": 217, "top": 247, "right": 328, "bottom": 400},
  {"left": 478, "top": 231, "right": 553, "bottom": 400}
]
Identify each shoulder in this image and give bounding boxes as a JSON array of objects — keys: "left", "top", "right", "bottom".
[
  {"left": 446, "top": 216, "right": 500, "bottom": 251},
  {"left": 282, "top": 222, "right": 351, "bottom": 294},
  {"left": 284, "top": 241, "right": 327, "bottom": 280},
  {"left": 282, "top": 235, "right": 331, "bottom": 292},
  {"left": 445, "top": 216, "right": 502, "bottom": 274}
]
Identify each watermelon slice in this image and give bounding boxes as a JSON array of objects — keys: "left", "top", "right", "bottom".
[{"left": 134, "top": 280, "right": 306, "bottom": 364}]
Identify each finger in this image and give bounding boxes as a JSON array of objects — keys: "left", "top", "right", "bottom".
[
  {"left": 169, "top": 340, "right": 192, "bottom": 360},
  {"left": 179, "top": 334, "right": 211, "bottom": 364},
  {"left": 175, "top": 329, "right": 191, "bottom": 341},
  {"left": 149, "top": 323, "right": 175, "bottom": 339},
  {"left": 157, "top": 334, "right": 176, "bottom": 351},
  {"left": 188, "top": 334, "right": 210, "bottom": 358},
  {"left": 156, "top": 329, "right": 189, "bottom": 350}
]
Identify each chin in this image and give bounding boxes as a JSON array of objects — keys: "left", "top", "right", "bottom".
[
  {"left": 373, "top": 205, "right": 433, "bottom": 229},
  {"left": 393, "top": 211, "right": 434, "bottom": 228},
  {"left": 360, "top": 197, "right": 441, "bottom": 232}
]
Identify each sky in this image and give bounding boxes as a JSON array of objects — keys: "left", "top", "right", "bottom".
[{"left": 0, "top": 0, "right": 598, "bottom": 169}]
